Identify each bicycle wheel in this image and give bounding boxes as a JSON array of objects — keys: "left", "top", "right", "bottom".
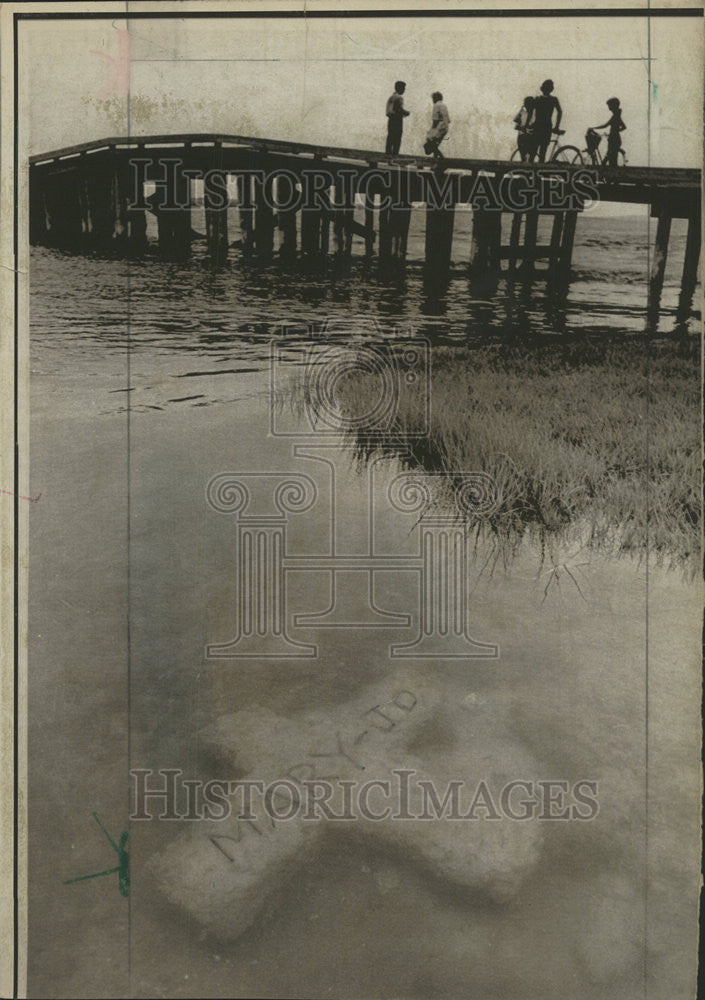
[
  {"left": 552, "top": 145, "right": 583, "bottom": 165},
  {"left": 510, "top": 147, "right": 523, "bottom": 163}
]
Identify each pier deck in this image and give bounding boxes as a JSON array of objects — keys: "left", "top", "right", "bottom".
[{"left": 29, "top": 133, "right": 702, "bottom": 329}]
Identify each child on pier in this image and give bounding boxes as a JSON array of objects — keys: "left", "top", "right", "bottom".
[
  {"left": 591, "top": 97, "right": 626, "bottom": 168},
  {"left": 513, "top": 96, "right": 536, "bottom": 162}
]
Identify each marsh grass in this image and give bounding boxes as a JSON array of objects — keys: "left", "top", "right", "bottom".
[{"left": 298, "top": 337, "right": 701, "bottom": 575}]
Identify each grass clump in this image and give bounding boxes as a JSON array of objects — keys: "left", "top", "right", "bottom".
[{"left": 338, "top": 337, "right": 700, "bottom": 574}]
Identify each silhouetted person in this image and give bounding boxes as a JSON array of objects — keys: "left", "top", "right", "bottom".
[
  {"left": 424, "top": 91, "right": 450, "bottom": 160},
  {"left": 532, "top": 79, "right": 562, "bottom": 162},
  {"left": 513, "top": 95, "right": 537, "bottom": 162},
  {"left": 591, "top": 97, "right": 626, "bottom": 168},
  {"left": 386, "top": 81, "right": 410, "bottom": 155}
]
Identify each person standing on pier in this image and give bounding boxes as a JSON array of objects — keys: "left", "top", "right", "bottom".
[
  {"left": 424, "top": 92, "right": 450, "bottom": 160},
  {"left": 385, "top": 81, "right": 410, "bottom": 155},
  {"left": 532, "top": 79, "right": 562, "bottom": 162},
  {"left": 513, "top": 95, "right": 537, "bottom": 162},
  {"left": 591, "top": 97, "right": 626, "bottom": 168}
]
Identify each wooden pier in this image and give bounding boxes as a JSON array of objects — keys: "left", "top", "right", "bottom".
[{"left": 29, "top": 132, "right": 701, "bottom": 328}]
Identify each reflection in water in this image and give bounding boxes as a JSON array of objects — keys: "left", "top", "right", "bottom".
[{"left": 30, "top": 211, "right": 697, "bottom": 364}]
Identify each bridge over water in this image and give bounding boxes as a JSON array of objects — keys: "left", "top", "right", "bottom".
[{"left": 29, "top": 132, "right": 701, "bottom": 328}]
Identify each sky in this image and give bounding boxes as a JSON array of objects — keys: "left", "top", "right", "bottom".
[{"left": 19, "top": 10, "right": 704, "bottom": 168}]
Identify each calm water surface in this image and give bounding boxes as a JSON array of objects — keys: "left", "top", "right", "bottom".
[{"left": 27, "top": 209, "right": 701, "bottom": 999}]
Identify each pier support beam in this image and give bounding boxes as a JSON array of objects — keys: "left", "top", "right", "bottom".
[
  {"left": 521, "top": 210, "right": 538, "bottom": 272},
  {"left": 157, "top": 166, "right": 191, "bottom": 257},
  {"left": 647, "top": 212, "right": 672, "bottom": 331},
  {"left": 507, "top": 213, "right": 522, "bottom": 271},
  {"left": 300, "top": 184, "right": 330, "bottom": 256},
  {"left": 391, "top": 201, "right": 412, "bottom": 259},
  {"left": 300, "top": 167, "right": 330, "bottom": 257},
  {"left": 425, "top": 194, "right": 456, "bottom": 275},
  {"left": 300, "top": 206, "right": 326, "bottom": 254},
  {"left": 548, "top": 212, "right": 564, "bottom": 275},
  {"left": 29, "top": 173, "right": 47, "bottom": 245},
  {"left": 275, "top": 174, "right": 298, "bottom": 258},
  {"left": 254, "top": 175, "right": 275, "bottom": 258},
  {"left": 237, "top": 174, "right": 254, "bottom": 257},
  {"left": 44, "top": 170, "right": 84, "bottom": 248},
  {"left": 205, "top": 170, "right": 229, "bottom": 260},
  {"left": 363, "top": 182, "right": 377, "bottom": 257},
  {"left": 558, "top": 210, "right": 578, "bottom": 282},
  {"left": 333, "top": 173, "right": 354, "bottom": 257},
  {"left": 469, "top": 207, "right": 500, "bottom": 274},
  {"left": 378, "top": 173, "right": 412, "bottom": 263},
  {"left": 379, "top": 200, "right": 393, "bottom": 261},
  {"left": 676, "top": 210, "right": 702, "bottom": 326},
  {"left": 117, "top": 160, "right": 148, "bottom": 251},
  {"left": 86, "top": 162, "right": 118, "bottom": 245}
]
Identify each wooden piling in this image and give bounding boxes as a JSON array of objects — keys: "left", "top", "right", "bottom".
[
  {"left": 470, "top": 207, "right": 500, "bottom": 274},
  {"left": 333, "top": 174, "right": 354, "bottom": 256},
  {"left": 378, "top": 201, "right": 393, "bottom": 260},
  {"left": 507, "top": 213, "right": 522, "bottom": 271},
  {"left": 128, "top": 204, "right": 148, "bottom": 251},
  {"left": 29, "top": 172, "right": 47, "bottom": 245},
  {"left": 364, "top": 187, "right": 376, "bottom": 257},
  {"left": 391, "top": 203, "right": 412, "bottom": 259},
  {"left": 254, "top": 175, "right": 275, "bottom": 258},
  {"left": 236, "top": 174, "right": 254, "bottom": 257},
  {"left": 117, "top": 160, "right": 148, "bottom": 251},
  {"left": 558, "top": 210, "right": 578, "bottom": 281},
  {"left": 647, "top": 213, "right": 672, "bottom": 329},
  {"left": 676, "top": 209, "right": 702, "bottom": 325},
  {"left": 44, "top": 170, "right": 83, "bottom": 247},
  {"left": 378, "top": 172, "right": 411, "bottom": 261},
  {"left": 77, "top": 164, "right": 91, "bottom": 238},
  {"left": 300, "top": 181, "right": 327, "bottom": 256},
  {"left": 85, "top": 162, "right": 117, "bottom": 245},
  {"left": 521, "top": 210, "right": 538, "bottom": 272},
  {"left": 301, "top": 205, "right": 322, "bottom": 254},
  {"left": 547, "top": 211, "right": 564, "bottom": 279},
  {"left": 319, "top": 188, "right": 331, "bottom": 257},
  {"left": 426, "top": 195, "right": 456, "bottom": 274},
  {"left": 157, "top": 166, "right": 191, "bottom": 257},
  {"left": 204, "top": 170, "right": 229, "bottom": 260},
  {"left": 275, "top": 174, "right": 298, "bottom": 258}
]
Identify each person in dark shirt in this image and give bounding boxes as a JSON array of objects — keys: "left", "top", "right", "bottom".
[
  {"left": 532, "top": 79, "right": 562, "bottom": 162},
  {"left": 591, "top": 97, "right": 626, "bottom": 167},
  {"left": 385, "top": 81, "right": 410, "bottom": 155}
]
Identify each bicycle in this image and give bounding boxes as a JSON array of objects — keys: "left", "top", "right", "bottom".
[
  {"left": 569, "top": 129, "right": 627, "bottom": 167},
  {"left": 510, "top": 129, "right": 583, "bottom": 165}
]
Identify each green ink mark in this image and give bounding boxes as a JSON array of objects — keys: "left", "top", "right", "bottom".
[
  {"left": 63, "top": 812, "right": 129, "bottom": 898},
  {"left": 652, "top": 82, "right": 659, "bottom": 103}
]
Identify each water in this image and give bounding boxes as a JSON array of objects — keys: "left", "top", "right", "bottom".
[{"left": 27, "top": 210, "right": 700, "bottom": 998}]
